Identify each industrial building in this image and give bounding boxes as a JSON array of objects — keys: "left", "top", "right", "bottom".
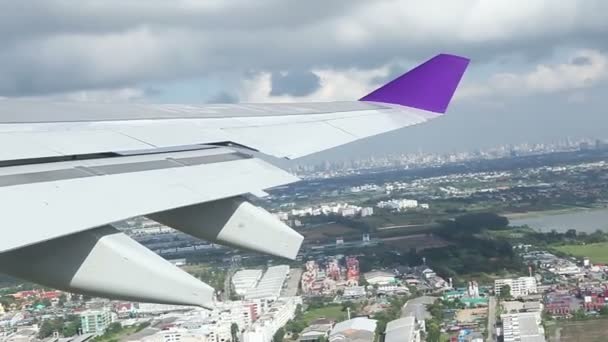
[
  {"left": 384, "top": 316, "right": 421, "bottom": 342},
  {"left": 501, "top": 312, "right": 546, "bottom": 342},
  {"left": 364, "top": 271, "right": 396, "bottom": 286},
  {"left": 329, "top": 317, "right": 377, "bottom": 342},
  {"left": 232, "top": 269, "right": 263, "bottom": 297},
  {"left": 244, "top": 265, "right": 290, "bottom": 300}
]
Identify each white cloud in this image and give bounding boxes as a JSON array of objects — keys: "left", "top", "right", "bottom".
[
  {"left": 459, "top": 49, "right": 608, "bottom": 99},
  {"left": 239, "top": 66, "right": 390, "bottom": 103}
]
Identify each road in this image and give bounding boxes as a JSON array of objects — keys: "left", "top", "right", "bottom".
[
  {"left": 283, "top": 268, "right": 303, "bottom": 297},
  {"left": 401, "top": 296, "right": 437, "bottom": 319},
  {"left": 486, "top": 296, "right": 497, "bottom": 342},
  {"left": 223, "top": 268, "right": 236, "bottom": 301}
]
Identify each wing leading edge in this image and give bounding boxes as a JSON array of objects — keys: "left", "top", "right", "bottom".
[{"left": 0, "top": 53, "right": 469, "bottom": 307}]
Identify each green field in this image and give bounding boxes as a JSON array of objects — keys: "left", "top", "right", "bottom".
[
  {"left": 302, "top": 305, "right": 347, "bottom": 324},
  {"left": 547, "top": 318, "right": 608, "bottom": 342},
  {"left": 554, "top": 242, "right": 608, "bottom": 264}
]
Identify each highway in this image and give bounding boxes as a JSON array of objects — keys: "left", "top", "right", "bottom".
[{"left": 486, "top": 296, "right": 497, "bottom": 342}]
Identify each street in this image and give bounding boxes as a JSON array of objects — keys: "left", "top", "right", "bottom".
[{"left": 486, "top": 296, "right": 497, "bottom": 342}]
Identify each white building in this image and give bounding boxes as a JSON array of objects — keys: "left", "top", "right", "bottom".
[
  {"left": 343, "top": 286, "right": 366, "bottom": 298},
  {"left": 244, "top": 265, "right": 290, "bottom": 300},
  {"left": 80, "top": 309, "right": 113, "bottom": 335},
  {"left": 364, "top": 271, "right": 396, "bottom": 286},
  {"left": 232, "top": 270, "right": 263, "bottom": 297},
  {"left": 330, "top": 317, "right": 377, "bottom": 342},
  {"left": 341, "top": 208, "right": 356, "bottom": 217},
  {"left": 272, "top": 212, "right": 289, "bottom": 221},
  {"left": 385, "top": 316, "right": 420, "bottom": 342},
  {"left": 360, "top": 207, "right": 374, "bottom": 217},
  {"left": 376, "top": 199, "right": 418, "bottom": 211},
  {"left": 377, "top": 285, "right": 410, "bottom": 295},
  {"left": 203, "top": 300, "right": 263, "bottom": 334},
  {"left": 501, "top": 312, "right": 545, "bottom": 342},
  {"left": 140, "top": 328, "right": 209, "bottom": 342},
  {"left": 494, "top": 277, "right": 537, "bottom": 298},
  {"left": 242, "top": 297, "right": 301, "bottom": 342}
]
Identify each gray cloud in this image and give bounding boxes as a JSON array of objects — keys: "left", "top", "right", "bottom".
[
  {"left": 270, "top": 70, "right": 321, "bottom": 96},
  {"left": 1, "top": 1, "right": 608, "bottom": 97},
  {"left": 572, "top": 56, "right": 592, "bottom": 65},
  {"left": 206, "top": 91, "right": 239, "bottom": 104}
]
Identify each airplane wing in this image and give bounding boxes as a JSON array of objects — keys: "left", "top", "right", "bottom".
[{"left": 0, "top": 54, "right": 468, "bottom": 308}]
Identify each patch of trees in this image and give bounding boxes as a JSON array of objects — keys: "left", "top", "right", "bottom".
[
  {"left": 530, "top": 228, "right": 608, "bottom": 246},
  {"left": 498, "top": 285, "right": 511, "bottom": 300},
  {"left": 437, "top": 212, "right": 510, "bottom": 239},
  {"left": 421, "top": 213, "right": 519, "bottom": 278},
  {"left": 424, "top": 299, "right": 445, "bottom": 342},
  {"left": 373, "top": 295, "right": 408, "bottom": 339},
  {"left": 38, "top": 315, "right": 81, "bottom": 339},
  {"left": 272, "top": 328, "right": 285, "bottom": 342}
]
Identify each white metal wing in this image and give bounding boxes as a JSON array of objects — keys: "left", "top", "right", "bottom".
[{"left": 0, "top": 54, "right": 468, "bottom": 307}]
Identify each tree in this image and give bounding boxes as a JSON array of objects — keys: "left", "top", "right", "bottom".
[
  {"left": 231, "top": 323, "right": 239, "bottom": 342},
  {"left": 106, "top": 322, "right": 123, "bottom": 334},
  {"left": 426, "top": 320, "right": 441, "bottom": 342},
  {"left": 58, "top": 294, "right": 67, "bottom": 307},
  {"left": 272, "top": 328, "right": 285, "bottom": 342},
  {"left": 565, "top": 229, "right": 577, "bottom": 239},
  {"left": 573, "top": 309, "right": 587, "bottom": 320},
  {"left": 499, "top": 285, "right": 511, "bottom": 300},
  {"left": 341, "top": 301, "right": 356, "bottom": 313},
  {"left": 63, "top": 320, "right": 80, "bottom": 337},
  {"left": 38, "top": 320, "right": 57, "bottom": 339}
]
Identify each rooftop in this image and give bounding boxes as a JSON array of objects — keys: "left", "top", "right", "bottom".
[
  {"left": 385, "top": 317, "right": 417, "bottom": 342},
  {"left": 501, "top": 312, "right": 545, "bottom": 342},
  {"left": 331, "top": 317, "right": 377, "bottom": 335}
]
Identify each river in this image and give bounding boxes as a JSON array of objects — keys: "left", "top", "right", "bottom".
[{"left": 510, "top": 208, "right": 608, "bottom": 233}]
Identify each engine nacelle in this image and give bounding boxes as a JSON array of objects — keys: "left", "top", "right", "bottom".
[
  {"left": 0, "top": 226, "right": 215, "bottom": 308},
  {"left": 148, "top": 196, "right": 303, "bottom": 259}
]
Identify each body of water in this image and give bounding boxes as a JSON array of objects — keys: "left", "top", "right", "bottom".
[{"left": 510, "top": 209, "right": 608, "bottom": 233}]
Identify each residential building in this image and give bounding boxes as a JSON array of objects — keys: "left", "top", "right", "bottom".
[
  {"left": 80, "top": 309, "right": 112, "bottom": 334},
  {"left": 376, "top": 199, "right": 418, "bottom": 210},
  {"left": 360, "top": 207, "right": 374, "bottom": 217},
  {"left": 242, "top": 297, "right": 301, "bottom": 342},
  {"left": 494, "top": 277, "right": 537, "bottom": 298}
]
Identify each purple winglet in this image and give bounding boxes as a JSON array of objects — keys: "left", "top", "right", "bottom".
[{"left": 360, "top": 54, "right": 469, "bottom": 114}]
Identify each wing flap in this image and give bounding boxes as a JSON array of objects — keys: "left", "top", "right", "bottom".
[{"left": 0, "top": 150, "right": 297, "bottom": 253}]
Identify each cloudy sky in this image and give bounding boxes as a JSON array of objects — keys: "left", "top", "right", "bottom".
[{"left": 1, "top": 0, "right": 608, "bottom": 159}]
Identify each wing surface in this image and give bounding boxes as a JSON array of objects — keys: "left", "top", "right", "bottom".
[{"left": 0, "top": 53, "right": 469, "bottom": 307}]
